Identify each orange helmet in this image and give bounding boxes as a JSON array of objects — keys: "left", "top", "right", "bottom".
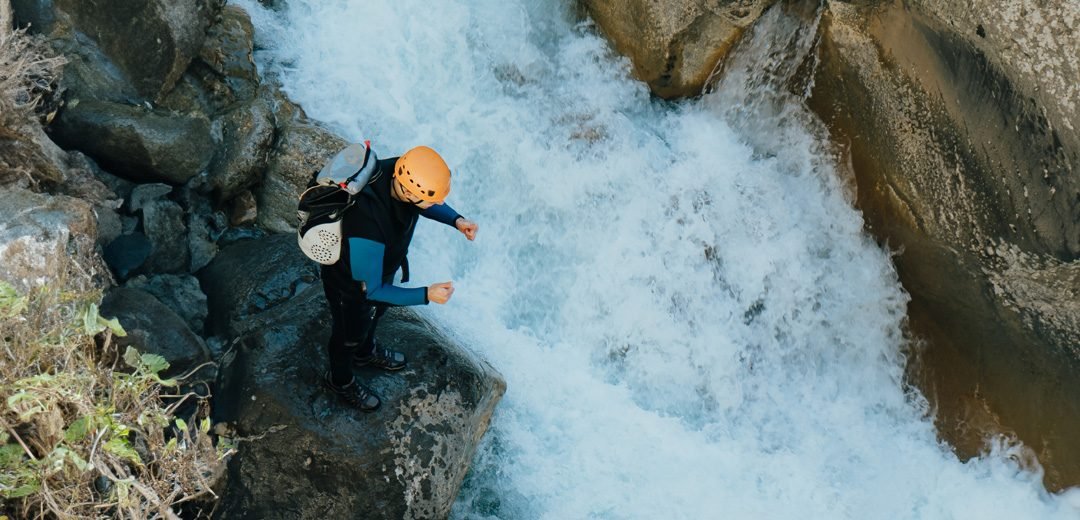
[{"left": 394, "top": 146, "right": 451, "bottom": 203}]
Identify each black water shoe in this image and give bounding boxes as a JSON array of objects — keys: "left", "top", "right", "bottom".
[
  {"left": 353, "top": 344, "right": 407, "bottom": 371},
  {"left": 324, "top": 372, "right": 381, "bottom": 412}
]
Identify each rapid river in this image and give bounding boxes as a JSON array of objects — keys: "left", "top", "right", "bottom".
[{"left": 239, "top": 0, "right": 1080, "bottom": 517}]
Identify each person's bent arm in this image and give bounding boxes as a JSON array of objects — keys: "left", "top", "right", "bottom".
[{"left": 347, "top": 238, "right": 427, "bottom": 306}]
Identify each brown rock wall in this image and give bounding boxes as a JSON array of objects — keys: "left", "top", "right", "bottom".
[
  {"left": 581, "top": 0, "right": 777, "bottom": 98},
  {"left": 908, "top": 0, "right": 1079, "bottom": 145},
  {"left": 805, "top": 0, "right": 1080, "bottom": 489}
]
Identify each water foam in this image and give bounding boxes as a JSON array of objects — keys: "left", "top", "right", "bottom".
[{"left": 238, "top": 0, "right": 1080, "bottom": 517}]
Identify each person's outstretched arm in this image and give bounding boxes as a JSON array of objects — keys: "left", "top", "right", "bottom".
[
  {"left": 420, "top": 203, "right": 462, "bottom": 226},
  {"left": 422, "top": 203, "right": 479, "bottom": 241}
]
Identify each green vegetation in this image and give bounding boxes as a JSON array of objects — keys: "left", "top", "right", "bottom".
[
  {"left": 1, "top": 10, "right": 228, "bottom": 518},
  {"left": 0, "top": 278, "right": 226, "bottom": 518}
]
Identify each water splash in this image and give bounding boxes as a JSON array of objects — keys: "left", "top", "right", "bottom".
[{"left": 237, "top": 0, "right": 1080, "bottom": 517}]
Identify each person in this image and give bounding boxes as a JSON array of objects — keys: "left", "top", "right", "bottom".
[{"left": 320, "top": 145, "right": 478, "bottom": 411}]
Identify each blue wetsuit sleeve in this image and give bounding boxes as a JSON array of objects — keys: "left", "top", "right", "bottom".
[
  {"left": 347, "top": 237, "right": 428, "bottom": 306},
  {"left": 421, "top": 203, "right": 463, "bottom": 227}
]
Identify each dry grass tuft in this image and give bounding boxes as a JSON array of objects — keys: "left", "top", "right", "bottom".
[
  {"left": 0, "top": 252, "right": 228, "bottom": 518},
  {"left": 0, "top": 4, "right": 63, "bottom": 119},
  {"left": 0, "top": 11, "right": 66, "bottom": 187}
]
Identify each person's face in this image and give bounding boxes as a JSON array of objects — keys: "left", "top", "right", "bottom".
[{"left": 393, "top": 178, "right": 436, "bottom": 209}]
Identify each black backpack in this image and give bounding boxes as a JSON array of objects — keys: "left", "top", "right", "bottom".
[{"left": 296, "top": 142, "right": 380, "bottom": 264}]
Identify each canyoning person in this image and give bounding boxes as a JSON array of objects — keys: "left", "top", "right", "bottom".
[{"left": 313, "top": 144, "right": 478, "bottom": 411}]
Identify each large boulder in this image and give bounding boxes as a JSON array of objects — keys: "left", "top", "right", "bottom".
[
  {"left": 198, "top": 233, "right": 320, "bottom": 338},
  {"left": 124, "top": 273, "right": 209, "bottom": 335},
  {"left": 802, "top": 0, "right": 1080, "bottom": 488},
  {"left": 809, "top": 1, "right": 1078, "bottom": 260},
  {"left": 0, "top": 187, "right": 103, "bottom": 292},
  {"left": 51, "top": 99, "right": 215, "bottom": 185},
  {"left": 161, "top": 4, "right": 261, "bottom": 116},
  {"left": 200, "top": 234, "right": 505, "bottom": 519},
  {"left": 100, "top": 287, "right": 212, "bottom": 381},
  {"left": 581, "top": 0, "right": 778, "bottom": 98},
  {"left": 198, "top": 5, "right": 260, "bottom": 104},
  {"left": 207, "top": 90, "right": 276, "bottom": 204},
  {"left": 255, "top": 115, "right": 346, "bottom": 233},
  {"left": 12, "top": 0, "right": 222, "bottom": 102}
]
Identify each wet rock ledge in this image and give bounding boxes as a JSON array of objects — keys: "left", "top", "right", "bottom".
[
  {"left": 3, "top": 0, "right": 505, "bottom": 517},
  {"left": 202, "top": 235, "right": 505, "bottom": 519}
]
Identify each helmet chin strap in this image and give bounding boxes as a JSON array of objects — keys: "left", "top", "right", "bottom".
[{"left": 390, "top": 178, "right": 406, "bottom": 202}]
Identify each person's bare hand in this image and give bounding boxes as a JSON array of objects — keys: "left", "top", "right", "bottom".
[
  {"left": 455, "top": 218, "right": 479, "bottom": 241},
  {"left": 427, "top": 281, "right": 454, "bottom": 304}
]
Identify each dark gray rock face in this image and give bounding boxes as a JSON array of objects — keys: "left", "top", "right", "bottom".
[
  {"left": 125, "top": 274, "right": 209, "bottom": 335},
  {"left": 123, "top": 183, "right": 191, "bottom": 275},
  {"left": 102, "top": 232, "right": 153, "bottom": 282},
  {"left": 187, "top": 208, "right": 225, "bottom": 274},
  {"left": 198, "top": 233, "right": 320, "bottom": 338},
  {"left": 200, "top": 234, "right": 505, "bottom": 519},
  {"left": 199, "top": 5, "right": 260, "bottom": 103},
  {"left": 100, "top": 287, "right": 212, "bottom": 381},
  {"left": 256, "top": 120, "right": 346, "bottom": 233},
  {"left": 12, "top": 0, "right": 222, "bottom": 101},
  {"left": 208, "top": 91, "right": 276, "bottom": 203},
  {"left": 52, "top": 99, "right": 215, "bottom": 185},
  {"left": 178, "top": 184, "right": 227, "bottom": 273},
  {"left": 140, "top": 197, "right": 191, "bottom": 274}
]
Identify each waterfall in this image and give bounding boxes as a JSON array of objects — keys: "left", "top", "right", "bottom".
[{"left": 237, "top": 0, "right": 1080, "bottom": 517}]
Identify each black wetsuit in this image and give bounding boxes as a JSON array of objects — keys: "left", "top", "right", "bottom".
[{"left": 321, "top": 157, "right": 462, "bottom": 385}]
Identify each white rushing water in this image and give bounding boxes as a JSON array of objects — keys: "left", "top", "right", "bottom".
[{"left": 238, "top": 0, "right": 1080, "bottom": 517}]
